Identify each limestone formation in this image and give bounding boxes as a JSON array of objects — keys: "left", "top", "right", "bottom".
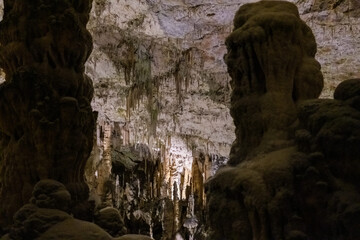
[
  {"left": 0, "top": 0, "right": 95, "bottom": 229},
  {"left": 207, "top": 2, "right": 360, "bottom": 240},
  {"left": 83, "top": 0, "right": 360, "bottom": 236},
  {"left": 83, "top": 0, "right": 360, "bottom": 183},
  {"left": 86, "top": 133, "right": 214, "bottom": 239},
  {"left": 94, "top": 207, "right": 127, "bottom": 237},
  {"left": 225, "top": 1, "right": 323, "bottom": 165},
  {"left": 1, "top": 180, "right": 152, "bottom": 240}
]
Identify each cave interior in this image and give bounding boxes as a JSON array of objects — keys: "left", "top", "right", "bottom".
[{"left": 0, "top": 0, "right": 360, "bottom": 240}]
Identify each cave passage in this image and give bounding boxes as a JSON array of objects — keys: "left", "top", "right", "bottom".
[{"left": 1, "top": 1, "right": 360, "bottom": 240}]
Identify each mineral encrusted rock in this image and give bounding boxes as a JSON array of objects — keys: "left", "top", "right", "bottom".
[
  {"left": 206, "top": 2, "right": 360, "bottom": 240},
  {"left": 0, "top": 0, "right": 95, "bottom": 228}
]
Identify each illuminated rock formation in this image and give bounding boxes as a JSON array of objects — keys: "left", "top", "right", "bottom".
[
  {"left": 82, "top": 1, "right": 360, "bottom": 237},
  {"left": 85, "top": 124, "right": 218, "bottom": 239},
  {"left": 207, "top": 2, "right": 360, "bottom": 240},
  {"left": 0, "top": 0, "right": 95, "bottom": 229}
]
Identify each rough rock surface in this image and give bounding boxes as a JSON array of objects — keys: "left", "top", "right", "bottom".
[
  {"left": 0, "top": 0, "right": 359, "bottom": 238},
  {"left": 82, "top": 0, "right": 360, "bottom": 225},
  {"left": 86, "top": 140, "right": 213, "bottom": 239},
  {"left": 0, "top": 0, "right": 96, "bottom": 229},
  {"left": 206, "top": 2, "right": 360, "bottom": 240},
  {"left": 94, "top": 207, "right": 127, "bottom": 237},
  {"left": 0, "top": 0, "right": 358, "bottom": 159},
  {"left": 1, "top": 180, "right": 152, "bottom": 240},
  {"left": 224, "top": 0, "right": 323, "bottom": 164},
  {"left": 86, "top": 0, "right": 237, "bottom": 176},
  {"left": 81, "top": 0, "right": 359, "bottom": 238},
  {"left": 83, "top": 0, "right": 360, "bottom": 166}
]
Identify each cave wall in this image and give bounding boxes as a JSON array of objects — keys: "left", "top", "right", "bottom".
[
  {"left": 0, "top": 0, "right": 358, "bottom": 152},
  {"left": 0, "top": 0, "right": 358, "bottom": 168},
  {"left": 81, "top": 2, "right": 360, "bottom": 231},
  {"left": 82, "top": 0, "right": 360, "bottom": 203},
  {"left": 85, "top": 0, "right": 360, "bottom": 157}
]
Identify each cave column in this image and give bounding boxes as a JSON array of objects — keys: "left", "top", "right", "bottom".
[
  {"left": 96, "top": 122, "right": 113, "bottom": 205},
  {"left": 0, "top": 0, "right": 95, "bottom": 228}
]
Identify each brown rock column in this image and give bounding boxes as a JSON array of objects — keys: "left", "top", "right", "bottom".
[
  {"left": 225, "top": 1, "right": 323, "bottom": 164},
  {"left": 206, "top": 2, "right": 325, "bottom": 239},
  {"left": 0, "top": 0, "right": 95, "bottom": 228}
]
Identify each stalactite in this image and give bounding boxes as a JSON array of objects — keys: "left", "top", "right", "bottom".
[
  {"left": 172, "top": 48, "right": 193, "bottom": 103},
  {"left": 115, "top": 175, "right": 120, "bottom": 208},
  {"left": 86, "top": 120, "right": 229, "bottom": 239},
  {"left": 122, "top": 40, "right": 163, "bottom": 139},
  {"left": 203, "top": 154, "right": 211, "bottom": 205},
  {"left": 191, "top": 158, "right": 204, "bottom": 208},
  {"left": 122, "top": 42, "right": 136, "bottom": 85}
]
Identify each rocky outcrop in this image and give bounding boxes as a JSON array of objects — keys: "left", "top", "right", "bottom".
[
  {"left": 0, "top": 0, "right": 95, "bottom": 229},
  {"left": 206, "top": 2, "right": 360, "bottom": 240},
  {"left": 94, "top": 207, "right": 127, "bottom": 237}
]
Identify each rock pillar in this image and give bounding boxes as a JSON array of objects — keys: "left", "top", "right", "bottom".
[
  {"left": 0, "top": 0, "right": 95, "bottom": 228},
  {"left": 225, "top": 1, "right": 323, "bottom": 164}
]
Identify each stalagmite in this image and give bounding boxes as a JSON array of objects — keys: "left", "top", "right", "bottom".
[
  {"left": 0, "top": 0, "right": 95, "bottom": 228},
  {"left": 183, "top": 195, "right": 198, "bottom": 240},
  {"left": 206, "top": 2, "right": 360, "bottom": 240},
  {"left": 225, "top": 1, "right": 323, "bottom": 165},
  {"left": 96, "top": 122, "right": 113, "bottom": 205}
]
